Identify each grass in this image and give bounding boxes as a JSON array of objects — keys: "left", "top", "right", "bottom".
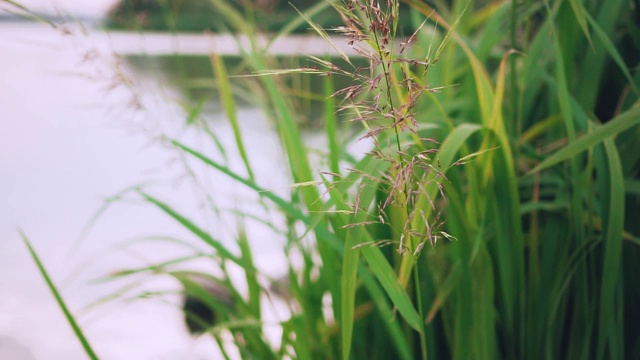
[
  {"left": 16, "top": 0, "right": 640, "bottom": 358},
  {"left": 19, "top": 230, "right": 99, "bottom": 360}
]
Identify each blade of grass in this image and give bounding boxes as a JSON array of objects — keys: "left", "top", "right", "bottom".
[
  {"left": 323, "top": 162, "right": 422, "bottom": 357},
  {"left": 341, "top": 227, "right": 361, "bottom": 360},
  {"left": 529, "top": 104, "right": 640, "bottom": 174},
  {"left": 567, "top": 0, "right": 592, "bottom": 46},
  {"left": 585, "top": 12, "right": 638, "bottom": 95},
  {"left": 210, "top": 51, "right": 254, "bottom": 180},
  {"left": 321, "top": 175, "right": 360, "bottom": 360},
  {"left": 20, "top": 230, "right": 99, "bottom": 360},
  {"left": 595, "top": 139, "right": 625, "bottom": 359},
  {"left": 544, "top": 238, "right": 601, "bottom": 358},
  {"left": 324, "top": 74, "right": 341, "bottom": 175},
  {"left": 237, "top": 229, "right": 261, "bottom": 318},
  {"left": 361, "top": 247, "right": 422, "bottom": 331},
  {"left": 138, "top": 191, "right": 242, "bottom": 265},
  {"left": 270, "top": 1, "right": 334, "bottom": 44},
  {"left": 168, "top": 139, "right": 348, "bottom": 256},
  {"left": 574, "top": 0, "right": 626, "bottom": 109},
  {"left": 290, "top": 4, "right": 352, "bottom": 66},
  {"left": 207, "top": 0, "right": 255, "bottom": 38}
]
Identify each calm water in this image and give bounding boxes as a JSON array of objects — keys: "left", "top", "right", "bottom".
[{"left": 0, "top": 22, "right": 335, "bottom": 359}]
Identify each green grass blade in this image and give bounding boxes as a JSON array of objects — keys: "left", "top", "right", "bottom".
[
  {"left": 1, "top": 0, "right": 29, "bottom": 11},
  {"left": 323, "top": 74, "right": 341, "bottom": 175},
  {"left": 207, "top": 0, "right": 254, "bottom": 37},
  {"left": 323, "top": 158, "right": 422, "bottom": 356},
  {"left": 290, "top": 4, "right": 352, "bottom": 66},
  {"left": 271, "top": 1, "right": 333, "bottom": 41},
  {"left": 322, "top": 176, "right": 360, "bottom": 360},
  {"left": 341, "top": 230, "right": 361, "bottom": 360},
  {"left": 329, "top": 202, "right": 424, "bottom": 338},
  {"left": 544, "top": 239, "right": 601, "bottom": 358},
  {"left": 248, "top": 51, "right": 349, "bottom": 330},
  {"left": 249, "top": 62, "right": 321, "bottom": 210},
  {"left": 567, "top": 0, "right": 592, "bottom": 46},
  {"left": 237, "top": 229, "right": 261, "bottom": 318},
  {"left": 95, "top": 249, "right": 205, "bottom": 276},
  {"left": 0, "top": 0, "right": 58, "bottom": 28},
  {"left": 626, "top": 179, "right": 640, "bottom": 196},
  {"left": 169, "top": 139, "right": 314, "bottom": 226},
  {"left": 585, "top": 12, "right": 639, "bottom": 95},
  {"left": 547, "top": 8, "right": 577, "bottom": 142},
  {"left": 574, "top": 0, "right": 626, "bottom": 109},
  {"left": 326, "top": 163, "right": 422, "bottom": 357},
  {"left": 360, "top": 246, "right": 422, "bottom": 331},
  {"left": 358, "top": 271, "right": 414, "bottom": 360},
  {"left": 595, "top": 139, "right": 625, "bottom": 359},
  {"left": 20, "top": 230, "right": 99, "bottom": 360},
  {"left": 474, "top": 3, "right": 510, "bottom": 62},
  {"left": 529, "top": 104, "right": 640, "bottom": 174},
  {"left": 139, "top": 191, "right": 242, "bottom": 265},
  {"left": 210, "top": 51, "right": 254, "bottom": 180}
]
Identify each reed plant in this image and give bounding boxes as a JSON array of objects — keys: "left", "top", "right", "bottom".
[{"left": 19, "top": 0, "right": 640, "bottom": 359}]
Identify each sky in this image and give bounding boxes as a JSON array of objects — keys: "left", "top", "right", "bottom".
[{"left": 7, "top": 0, "right": 117, "bottom": 17}]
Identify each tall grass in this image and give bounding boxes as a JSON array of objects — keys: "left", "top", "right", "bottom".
[{"left": 22, "top": 0, "right": 640, "bottom": 359}]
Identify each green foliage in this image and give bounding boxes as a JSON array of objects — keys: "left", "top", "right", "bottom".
[
  {"left": 105, "top": 0, "right": 408, "bottom": 33},
  {"left": 26, "top": 0, "right": 640, "bottom": 359}
]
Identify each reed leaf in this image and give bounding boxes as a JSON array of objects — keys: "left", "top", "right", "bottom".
[
  {"left": 20, "top": 230, "right": 99, "bottom": 360},
  {"left": 530, "top": 105, "right": 640, "bottom": 174}
]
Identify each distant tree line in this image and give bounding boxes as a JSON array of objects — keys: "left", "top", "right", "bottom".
[{"left": 105, "top": 0, "right": 417, "bottom": 34}]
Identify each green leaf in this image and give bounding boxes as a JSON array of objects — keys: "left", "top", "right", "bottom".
[
  {"left": 324, "top": 74, "right": 341, "bottom": 175},
  {"left": 360, "top": 247, "right": 422, "bottom": 331},
  {"left": 20, "top": 230, "right": 99, "bottom": 360},
  {"left": 595, "top": 139, "right": 625, "bottom": 359},
  {"left": 139, "top": 191, "right": 242, "bottom": 265},
  {"left": 529, "top": 105, "right": 640, "bottom": 174},
  {"left": 585, "top": 12, "right": 638, "bottom": 95},
  {"left": 625, "top": 179, "right": 640, "bottom": 196},
  {"left": 567, "top": 0, "right": 592, "bottom": 46},
  {"left": 237, "top": 229, "right": 261, "bottom": 318},
  {"left": 341, "top": 229, "right": 361, "bottom": 360},
  {"left": 210, "top": 51, "right": 254, "bottom": 180}
]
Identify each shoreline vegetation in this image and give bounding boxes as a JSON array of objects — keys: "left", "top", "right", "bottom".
[
  {"left": 8, "top": 0, "right": 640, "bottom": 359},
  {"left": 104, "top": 0, "right": 415, "bottom": 34}
]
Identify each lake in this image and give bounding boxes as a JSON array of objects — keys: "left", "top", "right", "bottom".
[{"left": 0, "top": 21, "right": 356, "bottom": 359}]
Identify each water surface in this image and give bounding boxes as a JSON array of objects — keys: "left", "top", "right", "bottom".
[{"left": 0, "top": 22, "right": 312, "bottom": 359}]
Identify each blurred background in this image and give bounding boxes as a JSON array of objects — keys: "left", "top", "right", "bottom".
[{"left": 0, "top": 1, "right": 314, "bottom": 358}]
